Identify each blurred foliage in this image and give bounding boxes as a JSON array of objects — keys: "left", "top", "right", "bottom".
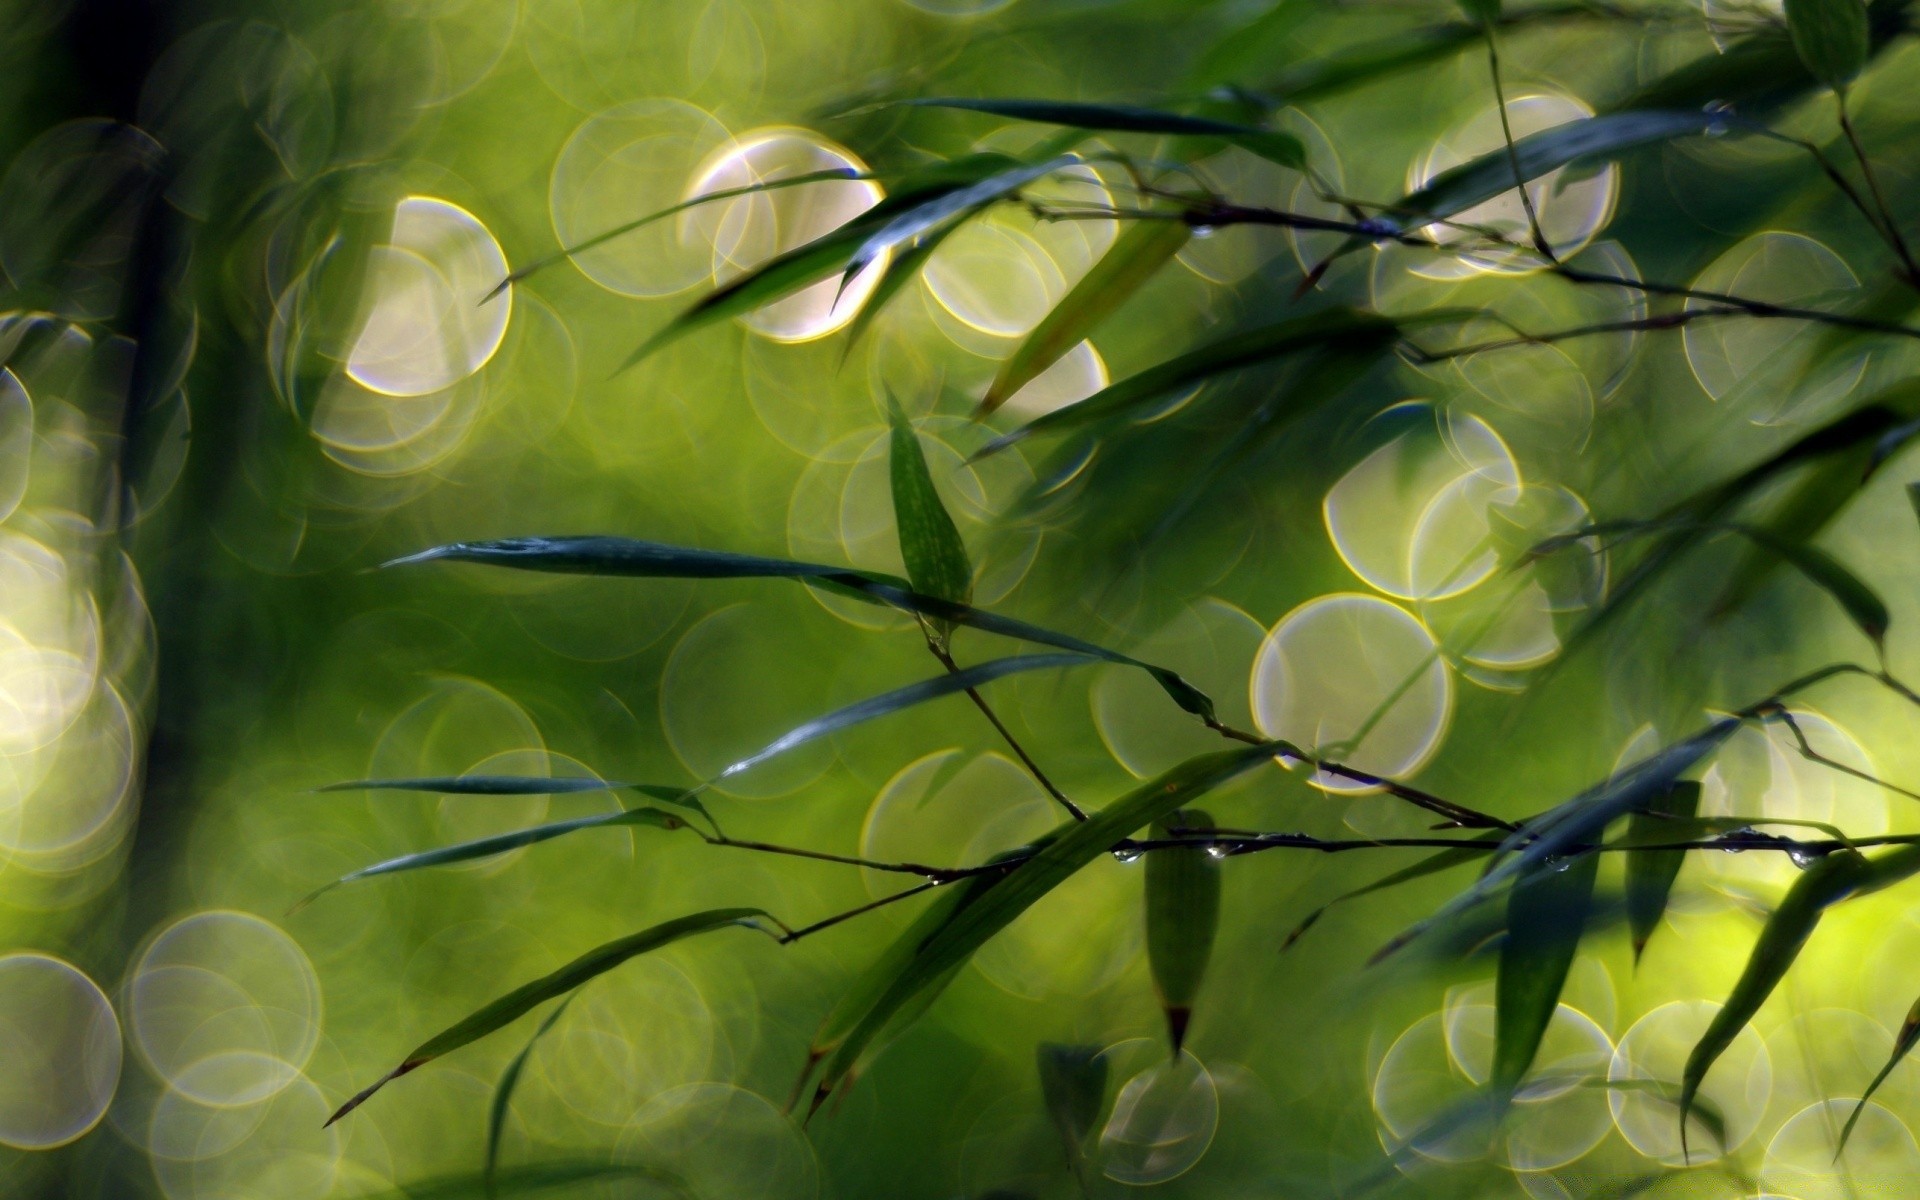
[{"left": 9, "top": 0, "right": 1920, "bottom": 1197}]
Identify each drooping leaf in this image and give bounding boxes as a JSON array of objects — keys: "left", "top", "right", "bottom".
[
  {"left": 385, "top": 536, "right": 1219, "bottom": 720},
  {"left": 485, "top": 996, "right": 574, "bottom": 1199},
  {"left": 1785, "top": 0, "right": 1870, "bottom": 90},
  {"left": 807, "top": 744, "right": 1279, "bottom": 1110},
  {"left": 1838, "top": 989, "right": 1920, "bottom": 1155},
  {"left": 1586, "top": 1079, "right": 1729, "bottom": 1159},
  {"left": 981, "top": 217, "right": 1191, "bottom": 418},
  {"left": 1737, "top": 527, "right": 1889, "bottom": 649},
  {"left": 1679, "top": 849, "right": 1877, "bottom": 1157},
  {"left": 317, "top": 776, "right": 643, "bottom": 796},
  {"left": 972, "top": 308, "right": 1401, "bottom": 458},
  {"left": 1493, "top": 851, "right": 1599, "bottom": 1102},
  {"left": 1625, "top": 781, "right": 1703, "bottom": 965},
  {"left": 895, "top": 98, "right": 1304, "bottom": 169},
  {"left": 293, "top": 805, "right": 690, "bottom": 909},
  {"left": 838, "top": 219, "right": 961, "bottom": 358},
  {"left": 328, "top": 909, "right": 773, "bottom": 1125},
  {"left": 886, "top": 396, "right": 973, "bottom": 642},
  {"left": 839, "top": 155, "right": 1084, "bottom": 290},
  {"left": 1372, "top": 720, "right": 1739, "bottom": 964},
  {"left": 1707, "top": 442, "right": 1879, "bottom": 625},
  {"left": 1036, "top": 1043, "right": 1109, "bottom": 1186},
  {"left": 1281, "top": 831, "right": 1508, "bottom": 951},
  {"left": 1145, "top": 811, "right": 1222, "bottom": 1056}
]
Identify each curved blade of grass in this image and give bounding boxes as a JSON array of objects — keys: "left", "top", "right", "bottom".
[
  {"left": 980, "top": 217, "right": 1190, "bottom": 418},
  {"left": 1707, "top": 444, "right": 1878, "bottom": 625},
  {"left": 896, "top": 98, "right": 1303, "bottom": 169},
  {"left": 1587, "top": 1079, "right": 1729, "bottom": 1158},
  {"left": 360, "top": 1162, "right": 688, "bottom": 1199},
  {"left": 1372, "top": 719, "right": 1739, "bottom": 965},
  {"left": 972, "top": 307, "right": 1400, "bottom": 459},
  {"left": 317, "top": 776, "right": 651, "bottom": 796},
  {"left": 1679, "top": 848, "right": 1877, "bottom": 1158},
  {"left": 809, "top": 744, "right": 1278, "bottom": 1109},
  {"left": 839, "top": 154, "right": 1083, "bottom": 291},
  {"left": 1145, "top": 811, "right": 1221, "bottom": 1056},
  {"left": 1493, "top": 851, "right": 1599, "bottom": 1102},
  {"left": 484, "top": 996, "right": 574, "bottom": 1199},
  {"left": 1786, "top": 0, "right": 1870, "bottom": 90},
  {"left": 886, "top": 396, "right": 973, "bottom": 639},
  {"left": 838, "top": 219, "right": 959, "bottom": 360},
  {"left": 292, "top": 805, "right": 690, "bottom": 910},
  {"left": 1038, "top": 1042, "right": 1108, "bottom": 1191},
  {"left": 384, "top": 536, "right": 1218, "bottom": 720},
  {"left": 1625, "top": 781, "right": 1702, "bottom": 965},
  {"left": 1838, "top": 989, "right": 1920, "bottom": 1156},
  {"left": 327, "top": 909, "right": 773, "bottom": 1126},
  {"left": 481, "top": 169, "right": 868, "bottom": 303},
  {"left": 1281, "top": 830, "right": 1508, "bottom": 951}
]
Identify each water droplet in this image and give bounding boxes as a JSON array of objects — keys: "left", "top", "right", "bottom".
[
  {"left": 1787, "top": 846, "right": 1820, "bottom": 869},
  {"left": 1205, "top": 845, "right": 1230, "bottom": 861},
  {"left": 1111, "top": 847, "right": 1143, "bottom": 865},
  {"left": 1189, "top": 224, "right": 1216, "bottom": 240}
]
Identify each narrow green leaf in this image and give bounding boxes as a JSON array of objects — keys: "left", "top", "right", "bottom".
[
  {"left": 838, "top": 220, "right": 960, "bottom": 359},
  {"left": 358, "top": 1162, "right": 688, "bottom": 1199},
  {"left": 1186, "top": 2, "right": 1315, "bottom": 88},
  {"left": 980, "top": 218, "right": 1191, "bottom": 418},
  {"left": 1586, "top": 1079, "right": 1729, "bottom": 1158},
  {"left": 1785, "top": 0, "right": 1870, "bottom": 90},
  {"left": 328, "top": 910, "right": 773, "bottom": 1125},
  {"left": 1457, "top": 0, "right": 1500, "bottom": 24},
  {"left": 385, "top": 536, "right": 1219, "bottom": 720},
  {"left": 1739, "top": 528, "right": 1888, "bottom": 649},
  {"left": 896, "top": 98, "right": 1304, "bottom": 169},
  {"left": 1680, "top": 849, "right": 1877, "bottom": 1157},
  {"left": 1838, "top": 990, "right": 1920, "bottom": 1155},
  {"left": 886, "top": 397, "right": 974, "bottom": 635},
  {"left": 1908, "top": 481, "right": 1920, "bottom": 526},
  {"left": 317, "top": 776, "right": 639, "bottom": 796},
  {"left": 809, "top": 745, "right": 1279, "bottom": 1109},
  {"left": 840, "top": 155, "right": 1083, "bottom": 288},
  {"left": 485, "top": 996, "right": 574, "bottom": 1199},
  {"left": 1037, "top": 1043, "right": 1108, "bottom": 1187},
  {"left": 1249, "top": 22, "right": 1483, "bottom": 106},
  {"left": 1493, "top": 851, "right": 1599, "bottom": 1101},
  {"left": 1373, "top": 720, "right": 1739, "bottom": 964},
  {"left": 1707, "top": 444, "right": 1878, "bottom": 625},
  {"left": 1281, "top": 831, "right": 1508, "bottom": 951},
  {"left": 1625, "top": 781, "right": 1703, "bottom": 965},
  {"left": 1145, "top": 811, "right": 1222, "bottom": 1056},
  {"left": 972, "top": 308, "right": 1400, "bottom": 458}
]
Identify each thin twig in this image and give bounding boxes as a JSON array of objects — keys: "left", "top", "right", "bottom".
[
  {"left": 779, "top": 882, "right": 947, "bottom": 943},
  {"left": 1835, "top": 94, "right": 1920, "bottom": 289},
  {"left": 930, "top": 641, "right": 1087, "bottom": 821}
]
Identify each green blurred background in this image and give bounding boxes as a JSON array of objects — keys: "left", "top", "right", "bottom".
[{"left": 6, "top": 0, "right": 1920, "bottom": 1196}]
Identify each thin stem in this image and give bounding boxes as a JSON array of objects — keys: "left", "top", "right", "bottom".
[
  {"left": 1836, "top": 94, "right": 1920, "bottom": 288},
  {"left": 930, "top": 641, "right": 1087, "bottom": 821},
  {"left": 1772, "top": 708, "right": 1920, "bottom": 804},
  {"left": 705, "top": 834, "right": 967, "bottom": 880},
  {"left": 1485, "top": 29, "right": 1553, "bottom": 260},
  {"left": 779, "top": 882, "right": 944, "bottom": 943}
]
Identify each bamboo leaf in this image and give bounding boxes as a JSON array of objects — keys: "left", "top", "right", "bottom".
[
  {"left": 1625, "top": 781, "right": 1702, "bottom": 965},
  {"left": 1585, "top": 1079, "right": 1729, "bottom": 1158},
  {"left": 807, "top": 744, "right": 1279, "bottom": 1110},
  {"left": 317, "top": 776, "right": 648, "bottom": 796},
  {"left": 1785, "top": 0, "right": 1870, "bottom": 90},
  {"left": 1738, "top": 528, "right": 1889, "bottom": 649},
  {"left": 1281, "top": 831, "right": 1508, "bottom": 951},
  {"left": 839, "top": 155, "right": 1084, "bottom": 290},
  {"left": 1457, "top": 0, "right": 1500, "bottom": 23},
  {"left": 886, "top": 396, "right": 973, "bottom": 641},
  {"left": 1373, "top": 719, "right": 1739, "bottom": 965},
  {"left": 1838, "top": 990, "right": 1920, "bottom": 1156},
  {"left": 896, "top": 98, "right": 1304, "bottom": 169},
  {"left": 1493, "top": 851, "right": 1599, "bottom": 1101},
  {"left": 972, "top": 308, "right": 1400, "bottom": 458},
  {"left": 1679, "top": 849, "right": 1877, "bottom": 1157},
  {"left": 328, "top": 909, "right": 774, "bottom": 1125},
  {"left": 485, "top": 996, "right": 574, "bottom": 1199},
  {"left": 1145, "top": 811, "right": 1222, "bottom": 1056},
  {"left": 1037, "top": 1043, "right": 1108, "bottom": 1186},
  {"left": 838, "top": 220, "right": 960, "bottom": 359},
  {"left": 385, "top": 536, "right": 1219, "bottom": 720},
  {"left": 359, "top": 1162, "right": 688, "bottom": 1199},
  {"left": 980, "top": 217, "right": 1191, "bottom": 418},
  {"left": 1707, "top": 444, "right": 1879, "bottom": 625}
]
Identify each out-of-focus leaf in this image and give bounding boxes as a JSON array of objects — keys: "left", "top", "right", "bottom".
[
  {"left": 1145, "top": 810, "right": 1222, "bottom": 1056},
  {"left": 1741, "top": 528, "right": 1889, "bottom": 648},
  {"left": 1493, "top": 851, "right": 1599, "bottom": 1101},
  {"left": 1247, "top": 22, "right": 1482, "bottom": 105},
  {"left": 1608, "top": 0, "right": 1907, "bottom": 112},
  {"left": 838, "top": 219, "right": 959, "bottom": 358},
  {"left": 1707, "top": 442, "right": 1878, "bottom": 624},
  {"left": 886, "top": 396, "right": 973, "bottom": 645},
  {"left": 360, "top": 1162, "right": 687, "bottom": 1199},
  {"left": 896, "top": 98, "right": 1304, "bottom": 169},
  {"left": 1372, "top": 719, "right": 1739, "bottom": 964},
  {"left": 386, "top": 536, "right": 1219, "bottom": 720},
  {"left": 1908, "top": 481, "right": 1920, "bottom": 526},
  {"left": 1839, "top": 989, "right": 1920, "bottom": 1155},
  {"left": 972, "top": 308, "right": 1401, "bottom": 458},
  {"left": 1036, "top": 1043, "right": 1108, "bottom": 1185},
  {"left": 807, "top": 744, "right": 1278, "bottom": 1111},
  {"left": 317, "top": 776, "right": 652, "bottom": 796},
  {"left": 981, "top": 217, "right": 1191, "bottom": 418},
  {"left": 328, "top": 909, "right": 773, "bottom": 1125},
  {"left": 1282, "top": 831, "right": 1508, "bottom": 951},
  {"left": 1785, "top": 0, "right": 1870, "bottom": 90},
  {"left": 485, "top": 996, "right": 574, "bottom": 1199},
  {"left": 1625, "top": 781, "right": 1702, "bottom": 964},
  {"left": 294, "top": 805, "right": 689, "bottom": 908},
  {"left": 1679, "top": 849, "right": 1878, "bottom": 1156},
  {"left": 1457, "top": 0, "right": 1500, "bottom": 23},
  {"left": 1586, "top": 1079, "right": 1729, "bottom": 1158},
  {"left": 839, "top": 155, "right": 1083, "bottom": 289},
  {"left": 1186, "top": 2, "right": 1315, "bottom": 88}
]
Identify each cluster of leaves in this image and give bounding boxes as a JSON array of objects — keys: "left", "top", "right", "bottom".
[{"left": 295, "top": 0, "right": 1920, "bottom": 1194}]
